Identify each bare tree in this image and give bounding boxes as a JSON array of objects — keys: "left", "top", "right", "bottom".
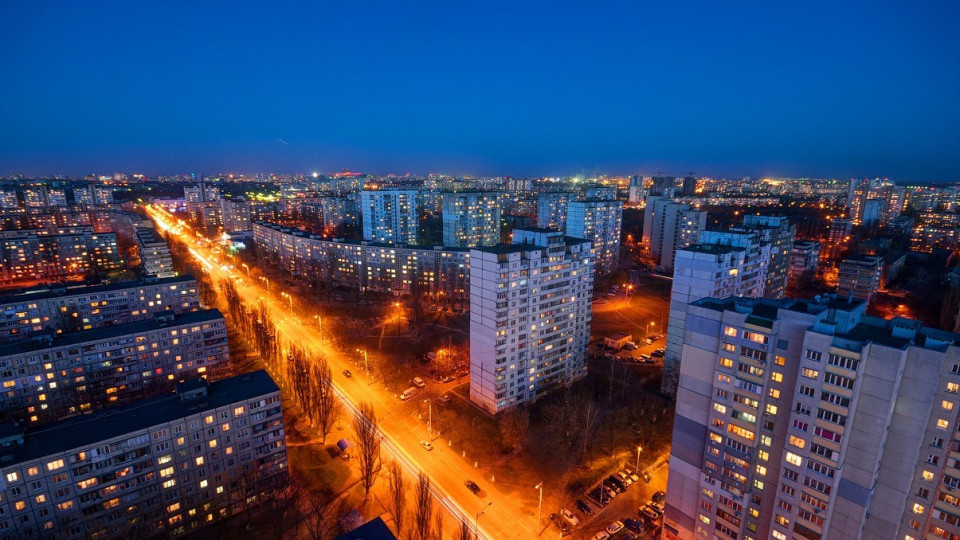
[
  {"left": 498, "top": 407, "right": 530, "bottom": 453},
  {"left": 352, "top": 401, "right": 382, "bottom": 498},
  {"left": 433, "top": 507, "right": 445, "bottom": 540},
  {"left": 457, "top": 519, "right": 473, "bottom": 540},
  {"left": 303, "top": 488, "right": 343, "bottom": 540},
  {"left": 264, "top": 472, "right": 306, "bottom": 540},
  {"left": 415, "top": 472, "right": 434, "bottom": 540},
  {"left": 314, "top": 356, "right": 340, "bottom": 444},
  {"left": 386, "top": 460, "right": 407, "bottom": 537}
]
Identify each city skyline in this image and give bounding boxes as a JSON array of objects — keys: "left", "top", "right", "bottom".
[{"left": 2, "top": 2, "right": 959, "bottom": 181}]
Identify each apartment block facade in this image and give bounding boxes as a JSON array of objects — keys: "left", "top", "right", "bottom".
[
  {"left": 442, "top": 191, "right": 501, "bottom": 248},
  {"left": 664, "top": 295, "right": 960, "bottom": 540},
  {"left": 837, "top": 255, "right": 883, "bottom": 302},
  {"left": 360, "top": 189, "right": 419, "bottom": 244},
  {"left": 789, "top": 241, "right": 821, "bottom": 284},
  {"left": 0, "top": 309, "right": 229, "bottom": 425},
  {"left": 469, "top": 228, "right": 593, "bottom": 413},
  {"left": 0, "top": 370, "right": 287, "bottom": 539},
  {"left": 643, "top": 196, "right": 708, "bottom": 272},
  {"left": 135, "top": 227, "right": 175, "bottom": 279},
  {"left": 254, "top": 221, "right": 470, "bottom": 301},
  {"left": 566, "top": 199, "right": 622, "bottom": 275},
  {"left": 0, "top": 275, "right": 200, "bottom": 343},
  {"left": 536, "top": 192, "right": 575, "bottom": 230},
  {"left": 0, "top": 228, "right": 120, "bottom": 282}
]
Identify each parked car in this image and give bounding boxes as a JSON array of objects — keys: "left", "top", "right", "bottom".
[
  {"left": 616, "top": 470, "right": 634, "bottom": 486},
  {"left": 412, "top": 377, "right": 426, "bottom": 388},
  {"left": 623, "top": 518, "right": 645, "bottom": 533},
  {"left": 652, "top": 490, "right": 666, "bottom": 503},
  {"left": 441, "top": 375, "right": 455, "bottom": 383},
  {"left": 622, "top": 467, "right": 641, "bottom": 482},
  {"left": 465, "top": 480, "right": 484, "bottom": 496},
  {"left": 605, "top": 521, "right": 624, "bottom": 535},
  {"left": 639, "top": 506, "right": 659, "bottom": 524},
  {"left": 639, "top": 354, "right": 652, "bottom": 363},
  {"left": 601, "top": 484, "right": 618, "bottom": 499},
  {"left": 606, "top": 475, "right": 626, "bottom": 492},
  {"left": 342, "top": 369, "right": 352, "bottom": 378},
  {"left": 642, "top": 471, "right": 652, "bottom": 483},
  {"left": 623, "top": 342, "right": 637, "bottom": 351},
  {"left": 645, "top": 504, "right": 663, "bottom": 520},
  {"left": 560, "top": 508, "right": 580, "bottom": 527},
  {"left": 649, "top": 500, "right": 664, "bottom": 512},
  {"left": 437, "top": 394, "right": 452, "bottom": 406},
  {"left": 590, "top": 532, "right": 610, "bottom": 540},
  {"left": 420, "top": 440, "right": 433, "bottom": 451},
  {"left": 576, "top": 499, "right": 593, "bottom": 516},
  {"left": 651, "top": 349, "right": 665, "bottom": 358},
  {"left": 549, "top": 513, "right": 571, "bottom": 535},
  {"left": 400, "top": 387, "right": 418, "bottom": 400}
]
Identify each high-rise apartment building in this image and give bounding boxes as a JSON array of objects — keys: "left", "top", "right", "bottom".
[
  {"left": 664, "top": 295, "right": 960, "bottom": 540},
  {"left": 0, "top": 275, "right": 200, "bottom": 342},
  {"left": 442, "top": 191, "right": 501, "bottom": 248},
  {"left": 789, "top": 241, "right": 821, "bottom": 284},
  {"left": 663, "top": 230, "right": 769, "bottom": 396},
  {"left": 536, "top": 192, "right": 575, "bottom": 230},
  {"left": 220, "top": 198, "right": 252, "bottom": 232},
  {"left": 644, "top": 197, "right": 709, "bottom": 272},
  {"left": 847, "top": 178, "right": 905, "bottom": 227},
  {"left": 469, "top": 228, "right": 593, "bottom": 413},
  {"left": 735, "top": 215, "right": 796, "bottom": 300},
  {"left": 0, "top": 370, "right": 287, "bottom": 539},
  {"left": 361, "top": 189, "right": 419, "bottom": 244},
  {"left": 136, "top": 227, "right": 175, "bottom": 278},
  {"left": 319, "top": 195, "right": 359, "bottom": 229},
  {"left": 836, "top": 254, "right": 883, "bottom": 302},
  {"left": 0, "top": 190, "right": 18, "bottom": 210},
  {"left": 567, "top": 199, "right": 622, "bottom": 275},
  {"left": 583, "top": 183, "right": 618, "bottom": 201},
  {"left": 0, "top": 309, "right": 229, "bottom": 424}
]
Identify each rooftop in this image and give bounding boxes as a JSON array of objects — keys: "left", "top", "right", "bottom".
[
  {"left": 1, "top": 308, "right": 223, "bottom": 357},
  {"left": 0, "top": 370, "right": 279, "bottom": 467}
]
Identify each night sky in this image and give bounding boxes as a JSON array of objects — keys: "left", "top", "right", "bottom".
[{"left": 2, "top": 1, "right": 958, "bottom": 181}]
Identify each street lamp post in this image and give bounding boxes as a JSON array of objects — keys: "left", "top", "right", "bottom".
[
  {"left": 646, "top": 321, "right": 655, "bottom": 338},
  {"left": 636, "top": 445, "right": 643, "bottom": 474},
  {"left": 475, "top": 501, "right": 492, "bottom": 539},
  {"left": 258, "top": 276, "right": 270, "bottom": 291},
  {"left": 356, "top": 348, "right": 368, "bottom": 375},
  {"left": 394, "top": 301, "right": 402, "bottom": 337},
  {"left": 534, "top": 482, "right": 543, "bottom": 536},
  {"left": 241, "top": 263, "right": 250, "bottom": 277},
  {"left": 313, "top": 315, "right": 322, "bottom": 339}
]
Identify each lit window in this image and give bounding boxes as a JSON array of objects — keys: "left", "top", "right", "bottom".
[
  {"left": 785, "top": 452, "right": 802, "bottom": 467},
  {"left": 942, "top": 400, "right": 954, "bottom": 412},
  {"left": 724, "top": 326, "right": 738, "bottom": 337},
  {"left": 5, "top": 472, "right": 18, "bottom": 483},
  {"left": 913, "top": 503, "right": 925, "bottom": 515},
  {"left": 937, "top": 419, "right": 949, "bottom": 430},
  {"left": 922, "top": 470, "right": 934, "bottom": 482}
]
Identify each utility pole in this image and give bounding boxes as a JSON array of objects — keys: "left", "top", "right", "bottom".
[{"left": 534, "top": 482, "right": 543, "bottom": 536}]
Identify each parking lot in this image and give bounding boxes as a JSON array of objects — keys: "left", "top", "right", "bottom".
[{"left": 543, "top": 459, "right": 669, "bottom": 539}]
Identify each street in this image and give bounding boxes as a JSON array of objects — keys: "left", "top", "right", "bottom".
[{"left": 147, "top": 205, "right": 536, "bottom": 539}]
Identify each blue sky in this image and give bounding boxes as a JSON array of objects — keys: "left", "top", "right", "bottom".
[{"left": 1, "top": 1, "right": 958, "bottom": 181}]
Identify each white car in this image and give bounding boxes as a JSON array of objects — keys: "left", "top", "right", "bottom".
[
  {"left": 560, "top": 508, "right": 580, "bottom": 527},
  {"left": 590, "top": 533, "right": 610, "bottom": 540},
  {"left": 420, "top": 440, "right": 434, "bottom": 451},
  {"left": 605, "top": 521, "right": 624, "bottom": 535}
]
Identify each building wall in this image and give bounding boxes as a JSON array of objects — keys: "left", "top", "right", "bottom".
[
  {"left": 0, "top": 309, "right": 229, "bottom": 425},
  {"left": 567, "top": 199, "right": 622, "bottom": 275},
  {"left": 469, "top": 230, "right": 593, "bottom": 413},
  {"left": 0, "top": 276, "right": 200, "bottom": 343},
  {"left": 0, "top": 371, "right": 287, "bottom": 540},
  {"left": 361, "top": 189, "right": 419, "bottom": 244},
  {"left": 442, "top": 192, "right": 501, "bottom": 248}
]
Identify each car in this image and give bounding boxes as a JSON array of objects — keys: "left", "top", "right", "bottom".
[
  {"left": 464, "top": 480, "right": 484, "bottom": 497},
  {"left": 644, "top": 504, "right": 663, "bottom": 520},
  {"left": 623, "top": 343, "right": 637, "bottom": 351},
  {"left": 616, "top": 470, "right": 634, "bottom": 486},
  {"left": 590, "top": 533, "right": 610, "bottom": 540},
  {"left": 639, "top": 506, "right": 659, "bottom": 525},
  {"left": 400, "top": 387, "right": 418, "bottom": 400},
  {"left": 342, "top": 369, "right": 352, "bottom": 378},
  {"left": 437, "top": 394, "right": 452, "bottom": 406},
  {"left": 606, "top": 475, "right": 626, "bottom": 492},
  {"left": 652, "top": 490, "right": 666, "bottom": 503},
  {"left": 441, "top": 375, "right": 455, "bottom": 383},
  {"left": 412, "top": 377, "right": 426, "bottom": 388},
  {"left": 649, "top": 500, "right": 664, "bottom": 512},
  {"left": 420, "top": 440, "right": 433, "bottom": 451},
  {"left": 642, "top": 471, "right": 652, "bottom": 483},
  {"left": 575, "top": 499, "right": 593, "bottom": 516},
  {"left": 560, "top": 508, "right": 580, "bottom": 527},
  {"left": 639, "top": 354, "right": 652, "bottom": 363},
  {"left": 549, "top": 513, "right": 571, "bottom": 535},
  {"left": 651, "top": 349, "right": 665, "bottom": 358},
  {"left": 623, "top": 518, "right": 645, "bottom": 533},
  {"left": 622, "top": 467, "right": 641, "bottom": 483},
  {"left": 605, "top": 521, "right": 624, "bottom": 535},
  {"left": 601, "top": 484, "right": 618, "bottom": 499}
]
